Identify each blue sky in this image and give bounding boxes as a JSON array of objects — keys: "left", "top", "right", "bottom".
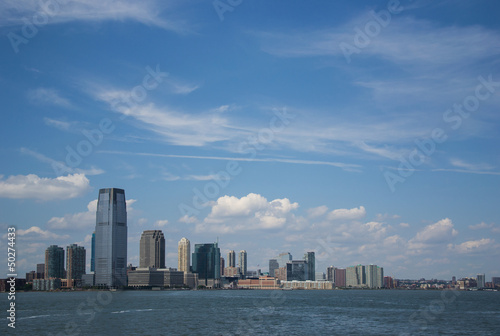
[{"left": 0, "top": 0, "right": 499, "bottom": 280}]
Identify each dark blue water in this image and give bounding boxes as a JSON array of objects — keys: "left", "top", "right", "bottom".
[{"left": 5, "top": 290, "right": 500, "bottom": 335}]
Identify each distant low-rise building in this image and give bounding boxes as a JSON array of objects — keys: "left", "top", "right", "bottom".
[
  {"left": 82, "top": 273, "right": 95, "bottom": 287},
  {"left": 0, "top": 278, "right": 26, "bottom": 292},
  {"left": 282, "top": 280, "right": 334, "bottom": 290},
  {"left": 184, "top": 272, "right": 198, "bottom": 289},
  {"left": 128, "top": 268, "right": 165, "bottom": 287},
  {"left": 33, "top": 278, "right": 61, "bottom": 291},
  {"left": 224, "top": 266, "right": 241, "bottom": 277},
  {"left": 127, "top": 268, "right": 185, "bottom": 288},
  {"left": 237, "top": 276, "right": 280, "bottom": 289}
]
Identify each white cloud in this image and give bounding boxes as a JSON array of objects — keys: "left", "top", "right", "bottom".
[
  {"left": 164, "top": 77, "right": 200, "bottom": 95},
  {"left": 197, "top": 193, "right": 299, "bottom": 233},
  {"left": 154, "top": 219, "right": 169, "bottom": 228},
  {"left": 407, "top": 218, "right": 458, "bottom": 255},
  {"left": 327, "top": 206, "right": 366, "bottom": 221},
  {"left": 448, "top": 238, "right": 495, "bottom": 254},
  {"left": 179, "top": 215, "right": 197, "bottom": 224},
  {"left": 469, "top": 222, "right": 494, "bottom": 230},
  {"left": 0, "top": 0, "right": 187, "bottom": 32},
  {"left": 47, "top": 200, "right": 97, "bottom": 230},
  {"left": 185, "top": 174, "right": 229, "bottom": 181},
  {"left": 0, "top": 173, "right": 90, "bottom": 200},
  {"left": 100, "top": 150, "right": 361, "bottom": 171},
  {"left": 43, "top": 117, "right": 73, "bottom": 131},
  {"left": 258, "top": 16, "right": 500, "bottom": 67},
  {"left": 99, "top": 100, "right": 237, "bottom": 147},
  {"left": 27, "top": 88, "right": 71, "bottom": 107},
  {"left": 20, "top": 148, "right": 105, "bottom": 176},
  {"left": 307, "top": 205, "right": 328, "bottom": 218},
  {"left": 17, "top": 226, "right": 70, "bottom": 240},
  {"left": 412, "top": 218, "right": 458, "bottom": 244},
  {"left": 450, "top": 159, "right": 495, "bottom": 172}
]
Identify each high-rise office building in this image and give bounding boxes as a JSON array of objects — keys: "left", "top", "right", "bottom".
[
  {"left": 304, "top": 252, "right": 315, "bottom": 281},
  {"left": 192, "top": 243, "right": 221, "bottom": 287},
  {"left": 346, "top": 265, "right": 367, "bottom": 287},
  {"left": 228, "top": 250, "right": 236, "bottom": 268},
  {"left": 277, "top": 252, "right": 292, "bottom": 268},
  {"left": 178, "top": 237, "right": 191, "bottom": 273},
  {"left": 286, "top": 260, "right": 308, "bottom": 281},
  {"left": 477, "top": 274, "right": 486, "bottom": 289},
  {"left": 45, "top": 245, "right": 64, "bottom": 279},
  {"left": 220, "top": 257, "right": 225, "bottom": 276},
  {"left": 334, "top": 268, "right": 346, "bottom": 287},
  {"left": 492, "top": 277, "right": 500, "bottom": 288},
  {"left": 239, "top": 250, "right": 247, "bottom": 278},
  {"left": 139, "top": 230, "right": 165, "bottom": 268},
  {"left": 327, "top": 266, "right": 335, "bottom": 282},
  {"left": 90, "top": 231, "right": 95, "bottom": 272},
  {"left": 366, "top": 264, "right": 377, "bottom": 288},
  {"left": 94, "top": 188, "right": 128, "bottom": 287},
  {"left": 36, "top": 263, "right": 45, "bottom": 279},
  {"left": 269, "top": 259, "right": 279, "bottom": 277},
  {"left": 346, "top": 265, "right": 382, "bottom": 288},
  {"left": 66, "top": 244, "right": 86, "bottom": 281},
  {"left": 376, "top": 266, "right": 384, "bottom": 288}
]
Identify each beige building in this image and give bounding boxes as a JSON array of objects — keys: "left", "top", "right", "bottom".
[
  {"left": 178, "top": 237, "right": 190, "bottom": 273},
  {"left": 281, "top": 280, "right": 334, "bottom": 290},
  {"left": 238, "top": 276, "right": 280, "bottom": 289},
  {"left": 224, "top": 266, "right": 241, "bottom": 277}
]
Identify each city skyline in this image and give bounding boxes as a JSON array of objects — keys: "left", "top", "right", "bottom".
[{"left": 0, "top": 1, "right": 499, "bottom": 281}]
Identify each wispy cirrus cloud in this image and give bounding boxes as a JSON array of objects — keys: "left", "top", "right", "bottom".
[
  {"left": 450, "top": 158, "right": 495, "bottom": 172},
  {"left": 98, "top": 150, "right": 362, "bottom": 171},
  {"left": 0, "top": 0, "right": 190, "bottom": 33},
  {"left": 27, "top": 88, "right": 71, "bottom": 107},
  {"left": 20, "top": 147, "right": 105, "bottom": 176},
  {"left": 257, "top": 16, "right": 500, "bottom": 67}
]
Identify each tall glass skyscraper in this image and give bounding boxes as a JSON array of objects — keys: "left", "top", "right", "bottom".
[
  {"left": 277, "top": 252, "right": 292, "bottom": 268},
  {"left": 45, "top": 245, "right": 64, "bottom": 279},
  {"left": 304, "top": 252, "right": 315, "bottom": 281},
  {"left": 139, "top": 230, "right": 165, "bottom": 268},
  {"left": 228, "top": 250, "right": 236, "bottom": 268},
  {"left": 90, "top": 231, "right": 95, "bottom": 272},
  {"left": 239, "top": 250, "right": 247, "bottom": 278},
  {"left": 94, "top": 188, "right": 127, "bottom": 287},
  {"left": 192, "top": 243, "right": 220, "bottom": 286}
]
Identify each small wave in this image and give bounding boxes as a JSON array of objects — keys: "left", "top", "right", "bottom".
[
  {"left": 111, "top": 310, "right": 130, "bottom": 314},
  {"left": 19, "top": 314, "right": 51, "bottom": 320},
  {"left": 136, "top": 309, "right": 153, "bottom": 312}
]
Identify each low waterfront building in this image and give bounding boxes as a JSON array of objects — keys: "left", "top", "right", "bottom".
[
  {"left": 82, "top": 273, "right": 95, "bottom": 287},
  {"left": 33, "top": 278, "right": 61, "bottom": 291},
  {"left": 237, "top": 276, "right": 280, "bottom": 289},
  {"left": 158, "top": 268, "right": 184, "bottom": 288},
  {"left": 127, "top": 268, "right": 185, "bottom": 288},
  {"left": 281, "top": 280, "right": 334, "bottom": 290},
  {"left": 128, "top": 268, "right": 165, "bottom": 287},
  {"left": 184, "top": 272, "right": 198, "bottom": 289}
]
